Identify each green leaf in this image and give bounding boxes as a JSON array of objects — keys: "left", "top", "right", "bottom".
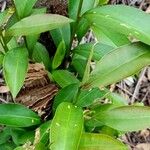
[
  {"left": 52, "top": 40, "right": 66, "bottom": 69},
  {"left": 75, "top": 87, "right": 107, "bottom": 107},
  {"left": 26, "top": 35, "right": 39, "bottom": 57},
  {"left": 92, "top": 26, "right": 130, "bottom": 47},
  {"left": 6, "top": 14, "right": 73, "bottom": 36},
  {"left": 39, "top": 120, "right": 51, "bottom": 144},
  {"left": 53, "top": 84, "right": 79, "bottom": 111},
  {"left": 52, "top": 70, "right": 80, "bottom": 88},
  {"left": 84, "top": 5, "right": 150, "bottom": 45},
  {"left": 32, "top": 42, "right": 51, "bottom": 70},
  {"left": 0, "top": 52, "right": 4, "bottom": 66},
  {"left": 68, "top": 0, "right": 95, "bottom": 21},
  {"left": 3, "top": 47, "right": 28, "bottom": 98},
  {"left": 76, "top": 18, "right": 90, "bottom": 41},
  {"left": 0, "top": 127, "right": 11, "bottom": 145},
  {"left": 85, "top": 42, "right": 150, "bottom": 88},
  {"left": 50, "top": 24, "right": 71, "bottom": 50},
  {"left": 81, "top": 43, "right": 94, "bottom": 84},
  {"left": 0, "top": 103, "right": 41, "bottom": 127},
  {"left": 72, "top": 54, "right": 87, "bottom": 78},
  {"left": 0, "top": 142, "right": 16, "bottom": 150},
  {"left": 50, "top": 102, "right": 84, "bottom": 150},
  {"left": 74, "top": 42, "right": 114, "bottom": 61},
  {"left": 26, "top": 8, "right": 46, "bottom": 57},
  {"left": 99, "top": 0, "right": 109, "bottom": 5},
  {"left": 93, "top": 106, "right": 150, "bottom": 131},
  {"left": 105, "top": 91, "right": 128, "bottom": 106},
  {"left": 79, "top": 133, "right": 128, "bottom": 150},
  {"left": 17, "top": 130, "right": 35, "bottom": 145},
  {"left": 0, "top": 10, "right": 8, "bottom": 26},
  {"left": 13, "top": 0, "right": 38, "bottom": 19}
]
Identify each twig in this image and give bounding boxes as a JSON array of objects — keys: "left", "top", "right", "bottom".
[
  {"left": 0, "top": 97, "right": 7, "bottom": 103},
  {"left": 131, "top": 67, "right": 147, "bottom": 104}
]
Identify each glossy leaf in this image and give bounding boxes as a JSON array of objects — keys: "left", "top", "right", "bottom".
[
  {"left": 75, "top": 87, "right": 106, "bottom": 107},
  {"left": 52, "top": 40, "right": 66, "bottom": 69},
  {"left": 50, "top": 102, "right": 84, "bottom": 150},
  {"left": 13, "top": 0, "right": 37, "bottom": 18},
  {"left": 92, "top": 26, "right": 130, "bottom": 47},
  {"left": 84, "top": 5, "right": 150, "bottom": 45},
  {"left": 52, "top": 70, "right": 80, "bottom": 88},
  {"left": 53, "top": 84, "right": 79, "bottom": 111},
  {"left": 32, "top": 42, "right": 51, "bottom": 70},
  {"left": 79, "top": 133, "right": 128, "bottom": 150},
  {"left": 93, "top": 106, "right": 150, "bottom": 131},
  {"left": 0, "top": 103, "right": 41, "bottom": 127},
  {"left": 6, "top": 14, "right": 73, "bottom": 36},
  {"left": 3, "top": 47, "right": 28, "bottom": 98},
  {"left": 85, "top": 42, "right": 150, "bottom": 88}
]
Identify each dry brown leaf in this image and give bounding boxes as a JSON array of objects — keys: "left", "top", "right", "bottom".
[
  {"left": 0, "top": 86, "right": 10, "bottom": 93},
  {"left": 134, "top": 143, "right": 150, "bottom": 150}
]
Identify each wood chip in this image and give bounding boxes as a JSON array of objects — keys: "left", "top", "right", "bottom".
[{"left": 0, "top": 86, "right": 10, "bottom": 93}]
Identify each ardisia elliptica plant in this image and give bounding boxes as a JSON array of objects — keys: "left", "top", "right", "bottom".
[{"left": 0, "top": 0, "right": 150, "bottom": 149}]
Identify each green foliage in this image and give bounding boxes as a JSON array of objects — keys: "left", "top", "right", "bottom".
[
  {"left": 6, "top": 14, "right": 73, "bottom": 36},
  {"left": 50, "top": 102, "right": 84, "bottom": 150},
  {"left": 0, "top": 103, "right": 41, "bottom": 127},
  {"left": 0, "top": 0, "right": 150, "bottom": 149},
  {"left": 3, "top": 47, "right": 28, "bottom": 98}
]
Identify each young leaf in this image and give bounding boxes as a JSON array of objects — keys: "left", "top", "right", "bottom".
[
  {"left": 50, "top": 102, "right": 84, "bottom": 150},
  {"left": 3, "top": 47, "right": 28, "bottom": 98},
  {"left": 84, "top": 42, "right": 150, "bottom": 88},
  {"left": 79, "top": 133, "right": 128, "bottom": 150},
  {"left": 93, "top": 106, "right": 150, "bottom": 131},
  {"left": 13, "top": 0, "right": 38, "bottom": 19},
  {"left": 53, "top": 84, "right": 79, "bottom": 111},
  {"left": 6, "top": 14, "right": 73, "bottom": 36},
  {"left": 0, "top": 103, "right": 41, "bottom": 127},
  {"left": 32, "top": 42, "right": 51, "bottom": 70},
  {"left": 50, "top": 24, "right": 71, "bottom": 50},
  {"left": 52, "top": 40, "right": 66, "bottom": 69},
  {"left": 52, "top": 70, "right": 80, "bottom": 88},
  {"left": 84, "top": 5, "right": 150, "bottom": 45}
]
